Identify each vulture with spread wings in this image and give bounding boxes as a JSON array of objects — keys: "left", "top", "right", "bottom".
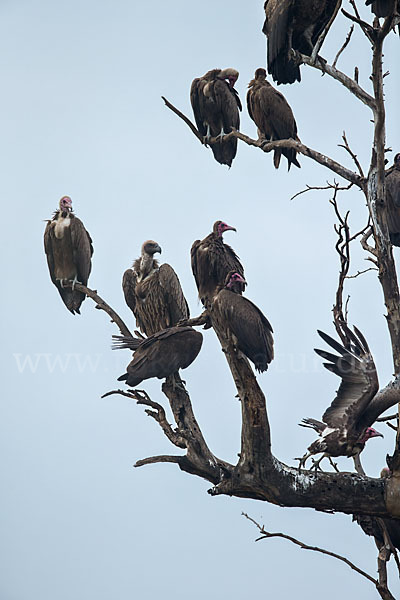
[
  {"left": 297, "top": 324, "right": 395, "bottom": 472},
  {"left": 44, "top": 196, "right": 93, "bottom": 314},
  {"left": 247, "top": 68, "right": 300, "bottom": 170},
  {"left": 263, "top": 0, "right": 342, "bottom": 85},
  {"left": 122, "top": 240, "right": 189, "bottom": 336},
  {"left": 191, "top": 221, "right": 245, "bottom": 307},
  {"left": 190, "top": 68, "right": 242, "bottom": 167},
  {"left": 385, "top": 153, "right": 400, "bottom": 246},
  {"left": 212, "top": 272, "right": 274, "bottom": 372},
  {"left": 114, "top": 326, "right": 203, "bottom": 388}
]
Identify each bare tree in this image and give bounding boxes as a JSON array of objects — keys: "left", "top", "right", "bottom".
[{"left": 62, "top": 3, "right": 400, "bottom": 598}]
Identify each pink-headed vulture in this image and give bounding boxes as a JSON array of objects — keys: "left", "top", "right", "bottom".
[
  {"left": 212, "top": 272, "right": 274, "bottom": 372},
  {"left": 263, "top": 0, "right": 342, "bottom": 85},
  {"left": 247, "top": 68, "right": 300, "bottom": 170},
  {"left": 190, "top": 68, "right": 242, "bottom": 167},
  {"left": 297, "top": 324, "right": 396, "bottom": 471},
  {"left": 114, "top": 326, "right": 203, "bottom": 388},
  {"left": 44, "top": 196, "right": 93, "bottom": 314},
  {"left": 191, "top": 221, "right": 245, "bottom": 307},
  {"left": 122, "top": 240, "right": 189, "bottom": 336}
]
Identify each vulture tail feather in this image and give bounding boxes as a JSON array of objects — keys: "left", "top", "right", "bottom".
[{"left": 112, "top": 335, "right": 142, "bottom": 351}]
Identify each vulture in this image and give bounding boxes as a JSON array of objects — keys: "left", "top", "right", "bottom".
[
  {"left": 114, "top": 326, "right": 203, "bottom": 387},
  {"left": 263, "top": 0, "right": 342, "bottom": 85},
  {"left": 122, "top": 240, "right": 189, "bottom": 336},
  {"left": 212, "top": 272, "right": 274, "bottom": 372},
  {"left": 190, "top": 68, "right": 242, "bottom": 167},
  {"left": 247, "top": 68, "right": 300, "bottom": 170},
  {"left": 298, "top": 324, "right": 390, "bottom": 471},
  {"left": 44, "top": 196, "right": 93, "bottom": 314},
  {"left": 385, "top": 153, "right": 400, "bottom": 246},
  {"left": 365, "top": 0, "right": 399, "bottom": 17},
  {"left": 191, "top": 220, "right": 245, "bottom": 306}
]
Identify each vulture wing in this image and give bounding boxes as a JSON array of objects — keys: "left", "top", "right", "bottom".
[
  {"left": 44, "top": 221, "right": 56, "bottom": 285},
  {"left": 315, "top": 326, "right": 379, "bottom": 431},
  {"left": 386, "top": 169, "right": 400, "bottom": 208},
  {"left": 158, "top": 263, "right": 190, "bottom": 324},
  {"left": 190, "top": 78, "right": 207, "bottom": 137},
  {"left": 117, "top": 326, "right": 203, "bottom": 387},
  {"left": 122, "top": 268, "right": 138, "bottom": 315},
  {"left": 263, "top": 0, "right": 300, "bottom": 85},
  {"left": 70, "top": 216, "right": 93, "bottom": 286}
]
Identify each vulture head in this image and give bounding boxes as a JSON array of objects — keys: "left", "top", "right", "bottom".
[
  {"left": 59, "top": 195, "right": 72, "bottom": 213},
  {"left": 254, "top": 68, "right": 267, "bottom": 81},
  {"left": 218, "top": 68, "right": 239, "bottom": 88},
  {"left": 381, "top": 467, "right": 391, "bottom": 478},
  {"left": 394, "top": 153, "right": 400, "bottom": 168},
  {"left": 225, "top": 271, "right": 247, "bottom": 294},
  {"left": 213, "top": 220, "right": 237, "bottom": 238},
  {"left": 360, "top": 427, "right": 383, "bottom": 443},
  {"left": 141, "top": 240, "right": 162, "bottom": 256}
]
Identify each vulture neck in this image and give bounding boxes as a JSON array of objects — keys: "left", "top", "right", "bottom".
[{"left": 138, "top": 253, "right": 157, "bottom": 282}]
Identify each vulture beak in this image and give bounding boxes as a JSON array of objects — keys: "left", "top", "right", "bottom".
[
  {"left": 223, "top": 225, "right": 236, "bottom": 233},
  {"left": 155, "top": 245, "right": 162, "bottom": 254}
]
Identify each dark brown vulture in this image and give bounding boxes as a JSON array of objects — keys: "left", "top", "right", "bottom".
[
  {"left": 190, "top": 68, "right": 242, "bottom": 167},
  {"left": 191, "top": 220, "right": 245, "bottom": 306},
  {"left": 44, "top": 196, "right": 93, "bottom": 314},
  {"left": 263, "top": 0, "right": 342, "bottom": 85},
  {"left": 114, "top": 326, "right": 203, "bottom": 387},
  {"left": 122, "top": 240, "right": 189, "bottom": 336},
  {"left": 385, "top": 153, "right": 400, "bottom": 246},
  {"left": 297, "top": 324, "right": 393, "bottom": 471},
  {"left": 365, "top": 0, "right": 399, "bottom": 17},
  {"left": 212, "top": 272, "right": 274, "bottom": 372},
  {"left": 247, "top": 68, "right": 300, "bottom": 170}
]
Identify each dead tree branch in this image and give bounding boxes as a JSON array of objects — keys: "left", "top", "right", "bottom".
[
  {"left": 291, "top": 181, "right": 353, "bottom": 201},
  {"left": 63, "top": 282, "right": 133, "bottom": 337},
  {"left": 333, "top": 25, "right": 354, "bottom": 68},
  {"left": 162, "top": 97, "right": 364, "bottom": 187},
  {"left": 339, "top": 131, "right": 364, "bottom": 178},
  {"left": 242, "top": 513, "right": 396, "bottom": 600}
]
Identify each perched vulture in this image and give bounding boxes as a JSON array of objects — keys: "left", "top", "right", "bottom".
[
  {"left": 212, "top": 272, "right": 274, "bottom": 372},
  {"left": 122, "top": 240, "right": 189, "bottom": 336},
  {"left": 365, "top": 0, "right": 399, "bottom": 17},
  {"left": 263, "top": 0, "right": 342, "bottom": 85},
  {"left": 190, "top": 68, "right": 242, "bottom": 167},
  {"left": 385, "top": 153, "right": 400, "bottom": 246},
  {"left": 114, "top": 326, "right": 203, "bottom": 387},
  {"left": 44, "top": 196, "right": 93, "bottom": 314},
  {"left": 191, "top": 220, "right": 245, "bottom": 306},
  {"left": 298, "top": 324, "right": 390, "bottom": 471},
  {"left": 247, "top": 68, "right": 300, "bottom": 170}
]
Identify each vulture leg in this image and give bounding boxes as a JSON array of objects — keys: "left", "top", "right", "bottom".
[
  {"left": 57, "top": 278, "right": 65, "bottom": 288},
  {"left": 353, "top": 454, "right": 366, "bottom": 475},
  {"left": 310, "top": 453, "right": 330, "bottom": 472},
  {"left": 170, "top": 372, "right": 187, "bottom": 392},
  {"left": 295, "top": 451, "right": 313, "bottom": 470},
  {"left": 70, "top": 274, "right": 81, "bottom": 291}
]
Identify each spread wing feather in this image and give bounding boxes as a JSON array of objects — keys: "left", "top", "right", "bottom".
[{"left": 315, "top": 327, "right": 379, "bottom": 430}]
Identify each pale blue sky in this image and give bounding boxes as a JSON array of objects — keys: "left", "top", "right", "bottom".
[{"left": 1, "top": 1, "right": 399, "bottom": 598}]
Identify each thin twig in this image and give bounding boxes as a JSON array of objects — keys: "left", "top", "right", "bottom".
[
  {"left": 333, "top": 25, "right": 354, "bottom": 68},
  {"left": 161, "top": 96, "right": 204, "bottom": 144},
  {"left": 339, "top": 131, "right": 365, "bottom": 178},
  {"left": 346, "top": 267, "right": 378, "bottom": 279},
  {"left": 342, "top": 8, "right": 375, "bottom": 43},
  {"left": 135, "top": 455, "right": 183, "bottom": 468},
  {"left": 377, "top": 414, "right": 398, "bottom": 423},
  {"left": 242, "top": 513, "right": 380, "bottom": 589},
  {"left": 63, "top": 282, "right": 132, "bottom": 337},
  {"left": 290, "top": 181, "right": 353, "bottom": 201},
  {"left": 101, "top": 389, "right": 187, "bottom": 449}
]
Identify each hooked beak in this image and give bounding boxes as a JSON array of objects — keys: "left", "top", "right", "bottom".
[
  {"left": 224, "top": 225, "right": 236, "bottom": 233},
  {"left": 155, "top": 244, "right": 162, "bottom": 254}
]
